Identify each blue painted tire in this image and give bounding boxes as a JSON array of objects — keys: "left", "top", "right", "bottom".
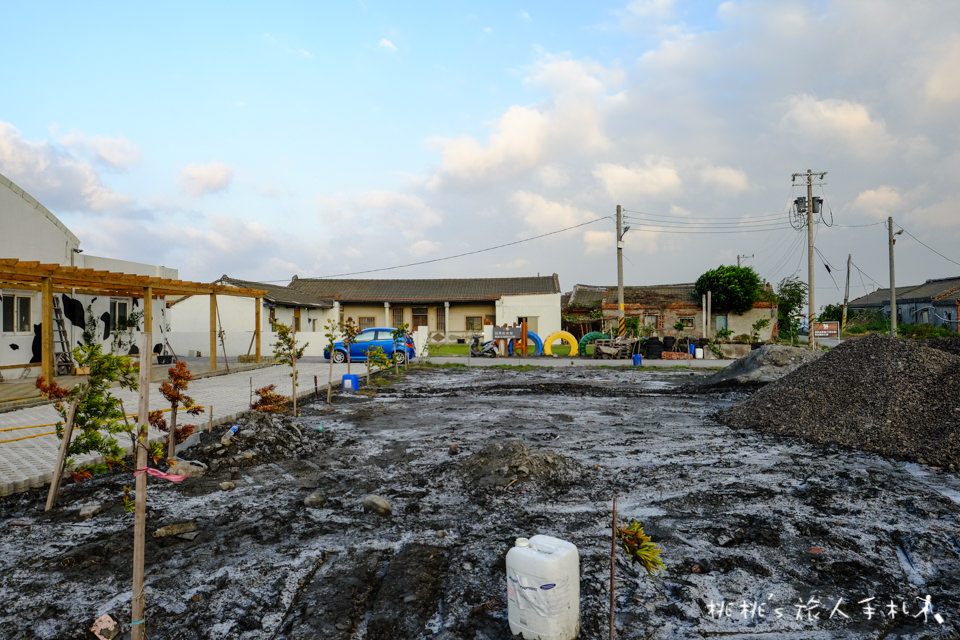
[
  {"left": 578, "top": 331, "right": 609, "bottom": 355},
  {"left": 508, "top": 330, "right": 543, "bottom": 356}
]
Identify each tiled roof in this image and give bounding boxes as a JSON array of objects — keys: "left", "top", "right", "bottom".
[
  {"left": 849, "top": 276, "right": 960, "bottom": 306},
  {"left": 602, "top": 283, "right": 700, "bottom": 307},
  {"left": 287, "top": 274, "right": 561, "bottom": 302},
  {"left": 218, "top": 275, "right": 334, "bottom": 308},
  {"left": 565, "top": 284, "right": 606, "bottom": 308}
]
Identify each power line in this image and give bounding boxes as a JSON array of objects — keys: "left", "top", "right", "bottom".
[
  {"left": 896, "top": 223, "right": 960, "bottom": 268},
  {"left": 621, "top": 208, "right": 786, "bottom": 221},
  {"left": 622, "top": 215, "right": 791, "bottom": 230},
  {"left": 293, "top": 216, "right": 613, "bottom": 280}
]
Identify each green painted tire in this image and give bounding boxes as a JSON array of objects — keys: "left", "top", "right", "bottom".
[{"left": 578, "top": 331, "right": 610, "bottom": 355}]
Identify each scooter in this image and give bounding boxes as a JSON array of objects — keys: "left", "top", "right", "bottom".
[{"left": 469, "top": 335, "right": 498, "bottom": 357}]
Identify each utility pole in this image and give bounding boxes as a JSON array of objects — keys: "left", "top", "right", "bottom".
[
  {"left": 616, "top": 205, "right": 626, "bottom": 337},
  {"left": 888, "top": 217, "right": 902, "bottom": 336},
  {"left": 737, "top": 254, "right": 754, "bottom": 268},
  {"left": 792, "top": 169, "right": 827, "bottom": 350},
  {"left": 841, "top": 253, "right": 851, "bottom": 334}
]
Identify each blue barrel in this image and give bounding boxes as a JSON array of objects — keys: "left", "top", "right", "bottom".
[
  {"left": 688, "top": 343, "right": 697, "bottom": 355},
  {"left": 632, "top": 354, "right": 642, "bottom": 366},
  {"left": 342, "top": 374, "right": 359, "bottom": 392}
]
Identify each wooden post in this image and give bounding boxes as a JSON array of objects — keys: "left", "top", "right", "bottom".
[
  {"left": 41, "top": 277, "right": 54, "bottom": 382},
  {"left": 521, "top": 321, "right": 528, "bottom": 357},
  {"left": 209, "top": 294, "right": 218, "bottom": 372},
  {"left": 131, "top": 331, "right": 151, "bottom": 640},
  {"left": 143, "top": 287, "right": 153, "bottom": 381},
  {"left": 44, "top": 397, "right": 79, "bottom": 512},
  {"left": 255, "top": 296, "right": 262, "bottom": 363}
]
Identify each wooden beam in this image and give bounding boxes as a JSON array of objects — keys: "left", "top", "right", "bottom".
[
  {"left": 255, "top": 296, "right": 262, "bottom": 363},
  {"left": 41, "top": 277, "right": 54, "bottom": 381},
  {"left": 209, "top": 294, "right": 218, "bottom": 371},
  {"left": 143, "top": 286, "right": 153, "bottom": 380}
]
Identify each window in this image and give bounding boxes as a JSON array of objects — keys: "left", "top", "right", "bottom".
[
  {"left": 436, "top": 306, "right": 446, "bottom": 332},
  {"left": 392, "top": 307, "right": 404, "bottom": 327},
  {"left": 2, "top": 294, "right": 32, "bottom": 333},
  {"left": 110, "top": 300, "right": 129, "bottom": 331},
  {"left": 412, "top": 307, "right": 428, "bottom": 329},
  {"left": 644, "top": 314, "right": 659, "bottom": 328},
  {"left": 269, "top": 307, "right": 277, "bottom": 325},
  {"left": 294, "top": 309, "right": 302, "bottom": 332},
  {"left": 354, "top": 330, "right": 376, "bottom": 343},
  {"left": 679, "top": 316, "right": 694, "bottom": 328},
  {"left": 358, "top": 316, "right": 376, "bottom": 330},
  {"left": 484, "top": 314, "right": 496, "bottom": 326},
  {"left": 465, "top": 316, "right": 482, "bottom": 332}
]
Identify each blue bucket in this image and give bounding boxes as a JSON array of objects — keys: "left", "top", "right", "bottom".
[
  {"left": 688, "top": 343, "right": 697, "bottom": 355},
  {"left": 632, "top": 354, "right": 642, "bottom": 366},
  {"left": 342, "top": 374, "right": 359, "bottom": 392}
]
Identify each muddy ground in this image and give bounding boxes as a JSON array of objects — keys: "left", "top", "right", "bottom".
[{"left": 2, "top": 365, "right": 960, "bottom": 639}]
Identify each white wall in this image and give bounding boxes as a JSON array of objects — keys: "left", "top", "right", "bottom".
[
  {"left": 497, "top": 292, "right": 562, "bottom": 337},
  {"left": 78, "top": 254, "right": 178, "bottom": 279},
  {"left": 0, "top": 174, "right": 79, "bottom": 265}
]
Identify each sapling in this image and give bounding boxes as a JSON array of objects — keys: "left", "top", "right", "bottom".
[
  {"left": 271, "top": 321, "right": 307, "bottom": 416},
  {"left": 149, "top": 361, "right": 204, "bottom": 459},
  {"left": 323, "top": 319, "right": 340, "bottom": 404},
  {"left": 391, "top": 323, "right": 410, "bottom": 374},
  {"left": 340, "top": 317, "right": 359, "bottom": 375},
  {"left": 251, "top": 384, "right": 290, "bottom": 413},
  {"left": 672, "top": 320, "right": 686, "bottom": 351}
]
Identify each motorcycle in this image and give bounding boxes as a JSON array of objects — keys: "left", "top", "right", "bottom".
[{"left": 469, "top": 335, "right": 498, "bottom": 358}]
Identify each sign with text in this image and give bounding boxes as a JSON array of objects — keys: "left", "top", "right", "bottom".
[
  {"left": 813, "top": 321, "right": 839, "bottom": 338},
  {"left": 493, "top": 326, "right": 522, "bottom": 340}
]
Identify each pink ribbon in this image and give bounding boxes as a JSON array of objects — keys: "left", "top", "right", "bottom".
[{"left": 133, "top": 467, "right": 189, "bottom": 482}]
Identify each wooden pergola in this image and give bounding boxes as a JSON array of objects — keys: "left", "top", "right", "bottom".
[{"left": 0, "top": 259, "right": 267, "bottom": 380}]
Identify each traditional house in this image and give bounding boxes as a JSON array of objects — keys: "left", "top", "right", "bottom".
[
  {"left": 849, "top": 276, "right": 960, "bottom": 331},
  {"left": 286, "top": 274, "right": 563, "bottom": 342}
]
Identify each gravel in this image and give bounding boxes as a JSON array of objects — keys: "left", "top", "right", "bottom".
[{"left": 719, "top": 333, "right": 960, "bottom": 469}]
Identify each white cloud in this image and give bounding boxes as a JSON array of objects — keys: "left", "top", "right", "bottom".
[
  {"left": 593, "top": 158, "right": 682, "bottom": 201},
  {"left": 58, "top": 132, "right": 141, "bottom": 170},
  {"left": 378, "top": 38, "right": 397, "bottom": 52},
  {"left": 409, "top": 239, "right": 440, "bottom": 257},
  {"left": 851, "top": 186, "right": 903, "bottom": 218},
  {"left": 583, "top": 230, "right": 613, "bottom": 255},
  {"left": 510, "top": 191, "right": 592, "bottom": 230},
  {"left": 779, "top": 94, "right": 895, "bottom": 158},
  {"left": 626, "top": 0, "right": 674, "bottom": 19},
  {"left": 179, "top": 161, "right": 234, "bottom": 196},
  {"left": 925, "top": 39, "right": 960, "bottom": 104},
  {"left": 699, "top": 164, "right": 749, "bottom": 194},
  {"left": 0, "top": 121, "right": 133, "bottom": 213},
  {"left": 353, "top": 190, "right": 442, "bottom": 228}
]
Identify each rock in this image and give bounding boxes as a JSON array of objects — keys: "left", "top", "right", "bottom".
[
  {"left": 219, "top": 481, "right": 236, "bottom": 491},
  {"left": 79, "top": 503, "right": 101, "bottom": 518},
  {"left": 167, "top": 458, "right": 208, "bottom": 477},
  {"left": 90, "top": 613, "right": 119, "bottom": 640},
  {"left": 154, "top": 522, "right": 197, "bottom": 538},
  {"left": 362, "top": 494, "right": 392, "bottom": 516},
  {"left": 449, "top": 444, "right": 460, "bottom": 455},
  {"left": 304, "top": 490, "right": 326, "bottom": 508}
]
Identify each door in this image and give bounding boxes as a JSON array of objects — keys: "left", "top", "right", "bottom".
[
  {"left": 715, "top": 315, "right": 728, "bottom": 334},
  {"left": 350, "top": 330, "right": 376, "bottom": 359},
  {"left": 412, "top": 307, "right": 428, "bottom": 329}
]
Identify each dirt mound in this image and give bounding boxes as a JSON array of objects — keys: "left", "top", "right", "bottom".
[
  {"left": 719, "top": 333, "right": 960, "bottom": 468},
  {"left": 920, "top": 336, "right": 960, "bottom": 357},
  {"left": 190, "top": 411, "right": 328, "bottom": 471},
  {"left": 690, "top": 344, "right": 823, "bottom": 390},
  {"left": 460, "top": 441, "right": 583, "bottom": 489}
]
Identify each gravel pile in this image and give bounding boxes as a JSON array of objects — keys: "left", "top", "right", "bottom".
[
  {"left": 718, "top": 333, "right": 960, "bottom": 469},
  {"left": 460, "top": 441, "right": 584, "bottom": 490},
  {"left": 688, "top": 343, "right": 823, "bottom": 390}
]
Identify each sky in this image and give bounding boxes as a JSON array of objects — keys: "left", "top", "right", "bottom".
[{"left": 1, "top": 0, "right": 959, "bottom": 311}]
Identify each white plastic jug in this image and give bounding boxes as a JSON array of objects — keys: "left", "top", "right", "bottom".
[{"left": 506, "top": 535, "right": 580, "bottom": 640}]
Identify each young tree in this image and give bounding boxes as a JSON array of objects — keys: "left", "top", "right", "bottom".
[
  {"left": 323, "top": 318, "right": 340, "bottom": 404},
  {"left": 271, "top": 321, "right": 308, "bottom": 416},
  {"left": 695, "top": 266, "right": 762, "bottom": 314},
  {"left": 776, "top": 276, "right": 808, "bottom": 340},
  {"left": 150, "top": 361, "right": 204, "bottom": 459},
  {"left": 340, "top": 317, "right": 359, "bottom": 375},
  {"left": 391, "top": 323, "right": 410, "bottom": 374},
  {"left": 251, "top": 384, "right": 290, "bottom": 413},
  {"left": 35, "top": 343, "right": 139, "bottom": 510},
  {"left": 672, "top": 320, "right": 686, "bottom": 351},
  {"left": 750, "top": 317, "right": 771, "bottom": 343}
]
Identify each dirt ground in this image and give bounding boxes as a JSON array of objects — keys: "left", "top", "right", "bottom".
[{"left": 2, "top": 364, "right": 960, "bottom": 639}]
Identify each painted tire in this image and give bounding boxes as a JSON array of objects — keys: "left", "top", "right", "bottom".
[
  {"left": 578, "top": 331, "right": 609, "bottom": 355},
  {"left": 543, "top": 330, "right": 580, "bottom": 356},
  {"left": 507, "top": 331, "right": 544, "bottom": 356}
]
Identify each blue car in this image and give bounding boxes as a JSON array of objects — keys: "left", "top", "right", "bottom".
[{"left": 324, "top": 327, "right": 416, "bottom": 364}]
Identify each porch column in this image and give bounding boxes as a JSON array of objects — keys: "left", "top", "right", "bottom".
[
  {"left": 209, "top": 294, "right": 218, "bottom": 371},
  {"left": 384, "top": 301, "right": 390, "bottom": 325},
  {"left": 41, "top": 277, "right": 54, "bottom": 381},
  {"left": 255, "top": 296, "right": 262, "bottom": 363},
  {"left": 143, "top": 286, "right": 153, "bottom": 380},
  {"left": 444, "top": 301, "right": 450, "bottom": 341}
]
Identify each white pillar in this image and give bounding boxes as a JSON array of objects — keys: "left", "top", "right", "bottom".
[
  {"left": 444, "top": 301, "right": 450, "bottom": 341},
  {"left": 384, "top": 301, "right": 390, "bottom": 326}
]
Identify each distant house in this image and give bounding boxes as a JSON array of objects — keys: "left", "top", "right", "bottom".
[
  {"left": 166, "top": 275, "right": 337, "bottom": 357},
  {"left": 849, "top": 276, "right": 960, "bottom": 331},
  {"left": 563, "top": 282, "right": 777, "bottom": 341},
  {"left": 286, "top": 274, "right": 562, "bottom": 341}
]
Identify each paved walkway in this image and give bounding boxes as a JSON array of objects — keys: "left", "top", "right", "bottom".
[{"left": 0, "top": 355, "right": 730, "bottom": 496}]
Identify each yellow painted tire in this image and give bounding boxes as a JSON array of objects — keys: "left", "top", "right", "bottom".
[{"left": 543, "top": 330, "right": 580, "bottom": 356}]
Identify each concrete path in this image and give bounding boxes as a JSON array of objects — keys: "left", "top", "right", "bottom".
[{"left": 0, "top": 355, "right": 731, "bottom": 496}]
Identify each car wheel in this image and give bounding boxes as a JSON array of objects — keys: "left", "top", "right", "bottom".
[
  {"left": 333, "top": 350, "right": 347, "bottom": 364},
  {"left": 395, "top": 351, "right": 407, "bottom": 365}
]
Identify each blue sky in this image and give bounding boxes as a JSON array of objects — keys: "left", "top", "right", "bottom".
[{"left": 2, "top": 1, "right": 959, "bottom": 310}]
